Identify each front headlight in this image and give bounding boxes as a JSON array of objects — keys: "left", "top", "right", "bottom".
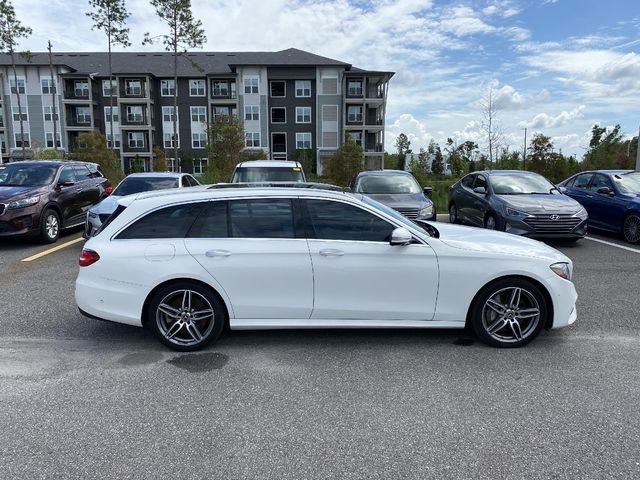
[
  {"left": 503, "top": 205, "right": 530, "bottom": 218},
  {"left": 575, "top": 206, "right": 588, "bottom": 220},
  {"left": 7, "top": 196, "right": 40, "bottom": 210},
  {"left": 418, "top": 204, "right": 433, "bottom": 217},
  {"left": 550, "top": 262, "right": 572, "bottom": 281}
]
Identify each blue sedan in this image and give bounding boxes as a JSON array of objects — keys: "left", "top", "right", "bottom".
[{"left": 559, "top": 170, "right": 640, "bottom": 243}]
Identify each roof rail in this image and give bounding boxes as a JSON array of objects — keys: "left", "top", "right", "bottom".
[{"left": 207, "top": 182, "right": 351, "bottom": 193}]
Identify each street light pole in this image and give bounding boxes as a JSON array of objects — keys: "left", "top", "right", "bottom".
[
  {"left": 636, "top": 125, "right": 640, "bottom": 172},
  {"left": 522, "top": 127, "right": 527, "bottom": 170}
]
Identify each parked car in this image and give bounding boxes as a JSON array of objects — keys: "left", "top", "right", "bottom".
[
  {"left": 559, "top": 170, "right": 640, "bottom": 243},
  {"left": 0, "top": 160, "right": 110, "bottom": 243},
  {"left": 84, "top": 172, "right": 201, "bottom": 237},
  {"left": 231, "top": 160, "right": 306, "bottom": 183},
  {"left": 351, "top": 170, "right": 436, "bottom": 221},
  {"left": 448, "top": 170, "right": 588, "bottom": 241},
  {"left": 76, "top": 184, "right": 577, "bottom": 351}
]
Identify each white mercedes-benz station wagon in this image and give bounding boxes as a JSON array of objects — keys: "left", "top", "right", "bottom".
[{"left": 75, "top": 184, "right": 577, "bottom": 351}]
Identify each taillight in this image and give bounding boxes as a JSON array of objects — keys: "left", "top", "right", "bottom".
[
  {"left": 105, "top": 187, "right": 113, "bottom": 195},
  {"left": 79, "top": 249, "right": 100, "bottom": 267}
]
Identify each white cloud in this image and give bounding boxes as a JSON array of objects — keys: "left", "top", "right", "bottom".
[
  {"left": 492, "top": 84, "right": 529, "bottom": 110},
  {"left": 523, "top": 106, "right": 586, "bottom": 129},
  {"left": 386, "top": 114, "right": 433, "bottom": 150}
]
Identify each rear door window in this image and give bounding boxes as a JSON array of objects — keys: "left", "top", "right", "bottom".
[
  {"left": 116, "top": 203, "right": 202, "bottom": 239},
  {"left": 228, "top": 199, "right": 295, "bottom": 238},
  {"left": 73, "top": 165, "right": 93, "bottom": 181},
  {"left": 188, "top": 201, "right": 228, "bottom": 238},
  {"left": 574, "top": 174, "right": 593, "bottom": 189}
]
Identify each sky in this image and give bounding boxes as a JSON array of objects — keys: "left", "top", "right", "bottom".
[{"left": 13, "top": 0, "right": 640, "bottom": 159}]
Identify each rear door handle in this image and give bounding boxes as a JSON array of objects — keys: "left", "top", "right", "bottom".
[
  {"left": 319, "top": 249, "right": 344, "bottom": 257},
  {"left": 205, "top": 249, "right": 231, "bottom": 258}
]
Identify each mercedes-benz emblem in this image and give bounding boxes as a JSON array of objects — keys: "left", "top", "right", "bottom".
[{"left": 550, "top": 214, "right": 560, "bottom": 220}]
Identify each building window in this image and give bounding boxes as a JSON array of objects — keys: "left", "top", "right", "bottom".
[
  {"left": 126, "top": 105, "right": 144, "bottom": 123},
  {"left": 12, "top": 106, "right": 28, "bottom": 122},
  {"left": 75, "top": 106, "right": 91, "bottom": 124},
  {"left": 295, "top": 80, "right": 311, "bottom": 97},
  {"left": 347, "top": 105, "right": 363, "bottom": 122},
  {"left": 321, "top": 77, "right": 338, "bottom": 95},
  {"left": 128, "top": 132, "right": 145, "bottom": 148},
  {"left": 348, "top": 80, "right": 363, "bottom": 96},
  {"left": 45, "top": 132, "right": 62, "bottom": 148},
  {"left": 125, "top": 79, "right": 142, "bottom": 96},
  {"left": 41, "top": 78, "right": 56, "bottom": 95},
  {"left": 245, "top": 132, "right": 260, "bottom": 147},
  {"left": 106, "top": 132, "right": 121, "bottom": 148},
  {"left": 189, "top": 79, "right": 205, "bottom": 96},
  {"left": 15, "top": 132, "right": 30, "bottom": 147},
  {"left": 191, "top": 106, "right": 206, "bottom": 123},
  {"left": 43, "top": 106, "right": 59, "bottom": 122},
  {"left": 104, "top": 106, "right": 119, "bottom": 123},
  {"left": 296, "top": 106, "right": 311, "bottom": 124},
  {"left": 163, "top": 133, "right": 179, "bottom": 148},
  {"left": 10, "top": 78, "right": 26, "bottom": 94},
  {"left": 212, "top": 80, "right": 228, "bottom": 97},
  {"left": 244, "top": 105, "right": 260, "bottom": 121},
  {"left": 102, "top": 79, "right": 117, "bottom": 96},
  {"left": 167, "top": 158, "right": 179, "bottom": 173},
  {"left": 193, "top": 158, "right": 209, "bottom": 175},
  {"left": 74, "top": 80, "right": 89, "bottom": 97},
  {"left": 296, "top": 132, "right": 312, "bottom": 149},
  {"left": 270, "top": 81, "right": 285, "bottom": 97},
  {"left": 192, "top": 133, "right": 207, "bottom": 148},
  {"left": 162, "top": 106, "right": 177, "bottom": 122},
  {"left": 213, "top": 105, "right": 233, "bottom": 121},
  {"left": 271, "top": 107, "right": 286, "bottom": 123},
  {"left": 0, "top": 134, "right": 6, "bottom": 153},
  {"left": 160, "top": 79, "right": 175, "bottom": 96},
  {"left": 348, "top": 131, "right": 362, "bottom": 146},
  {"left": 243, "top": 76, "right": 259, "bottom": 94},
  {"left": 271, "top": 133, "right": 287, "bottom": 154}
]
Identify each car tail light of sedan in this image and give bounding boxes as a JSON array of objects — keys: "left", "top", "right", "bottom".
[
  {"left": 79, "top": 249, "right": 100, "bottom": 267},
  {"left": 104, "top": 187, "right": 113, "bottom": 195}
]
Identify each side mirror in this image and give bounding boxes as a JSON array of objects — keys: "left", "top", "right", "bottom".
[
  {"left": 597, "top": 187, "right": 614, "bottom": 197},
  {"left": 59, "top": 179, "right": 75, "bottom": 187},
  {"left": 390, "top": 227, "right": 412, "bottom": 246},
  {"left": 423, "top": 186, "right": 433, "bottom": 196},
  {"left": 473, "top": 186, "right": 487, "bottom": 195},
  {"left": 558, "top": 186, "right": 567, "bottom": 194}
]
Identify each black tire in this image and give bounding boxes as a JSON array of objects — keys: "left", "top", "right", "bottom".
[
  {"left": 470, "top": 278, "right": 547, "bottom": 348},
  {"left": 622, "top": 213, "right": 640, "bottom": 244},
  {"left": 147, "top": 281, "right": 226, "bottom": 351},
  {"left": 484, "top": 212, "right": 498, "bottom": 230},
  {"left": 448, "top": 203, "right": 459, "bottom": 224},
  {"left": 39, "top": 208, "right": 61, "bottom": 243}
]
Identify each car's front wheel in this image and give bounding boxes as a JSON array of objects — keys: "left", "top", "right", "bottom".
[
  {"left": 39, "top": 209, "right": 60, "bottom": 243},
  {"left": 449, "top": 203, "right": 459, "bottom": 224},
  {"left": 622, "top": 213, "right": 640, "bottom": 243},
  {"left": 470, "top": 278, "right": 547, "bottom": 348},
  {"left": 484, "top": 213, "right": 498, "bottom": 230},
  {"left": 148, "top": 282, "right": 225, "bottom": 351}
]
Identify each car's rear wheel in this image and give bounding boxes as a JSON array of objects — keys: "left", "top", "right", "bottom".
[
  {"left": 148, "top": 282, "right": 225, "bottom": 351},
  {"left": 470, "top": 278, "right": 547, "bottom": 348},
  {"left": 484, "top": 213, "right": 497, "bottom": 230},
  {"left": 449, "top": 203, "right": 459, "bottom": 224},
  {"left": 622, "top": 213, "right": 640, "bottom": 243},
  {"left": 39, "top": 209, "right": 60, "bottom": 243}
]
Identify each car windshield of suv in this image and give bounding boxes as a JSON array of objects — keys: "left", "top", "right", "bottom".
[
  {"left": 0, "top": 164, "right": 58, "bottom": 187},
  {"left": 112, "top": 177, "right": 179, "bottom": 196},
  {"left": 491, "top": 174, "right": 559, "bottom": 195},
  {"left": 232, "top": 167, "right": 305, "bottom": 183},
  {"left": 356, "top": 175, "right": 421, "bottom": 194},
  {"left": 613, "top": 173, "right": 640, "bottom": 194}
]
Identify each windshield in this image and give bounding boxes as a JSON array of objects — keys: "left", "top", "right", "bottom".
[
  {"left": 613, "top": 173, "right": 640, "bottom": 194},
  {"left": 112, "top": 177, "right": 179, "bottom": 196},
  {"left": 361, "top": 195, "right": 429, "bottom": 236},
  {"left": 491, "top": 173, "right": 558, "bottom": 195},
  {"left": 356, "top": 175, "right": 421, "bottom": 194},
  {"left": 232, "top": 167, "right": 305, "bottom": 183},
  {"left": 0, "top": 164, "right": 58, "bottom": 187}
]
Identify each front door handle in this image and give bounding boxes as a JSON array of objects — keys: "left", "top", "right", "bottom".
[
  {"left": 319, "top": 248, "right": 344, "bottom": 257},
  {"left": 205, "top": 249, "right": 231, "bottom": 258}
]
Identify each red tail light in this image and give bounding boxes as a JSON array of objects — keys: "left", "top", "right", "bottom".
[
  {"left": 105, "top": 187, "right": 113, "bottom": 195},
  {"left": 79, "top": 249, "right": 100, "bottom": 267}
]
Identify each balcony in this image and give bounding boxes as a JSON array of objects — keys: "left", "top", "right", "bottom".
[
  {"left": 210, "top": 79, "right": 237, "bottom": 100},
  {"left": 65, "top": 105, "right": 93, "bottom": 128},
  {"left": 121, "top": 79, "right": 148, "bottom": 99},
  {"left": 122, "top": 131, "right": 151, "bottom": 153}
]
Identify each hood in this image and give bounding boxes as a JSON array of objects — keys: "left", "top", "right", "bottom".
[
  {"left": 0, "top": 186, "right": 47, "bottom": 202},
  {"left": 365, "top": 192, "right": 432, "bottom": 209},
  {"left": 435, "top": 222, "right": 569, "bottom": 263},
  {"left": 499, "top": 194, "right": 582, "bottom": 214},
  {"left": 89, "top": 195, "right": 121, "bottom": 215}
]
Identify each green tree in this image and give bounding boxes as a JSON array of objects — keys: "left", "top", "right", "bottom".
[
  {"left": 409, "top": 148, "right": 429, "bottom": 185},
  {"left": 495, "top": 148, "right": 521, "bottom": 170},
  {"left": 87, "top": 0, "right": 131, "bottom": 158},
  {"left": 203, "top": 114, "right": 245, "bottom": 183},
  {"left": 480, "top": 84, "right": 503, "bottom": 165},
  {"left": 431, "top": 146, "right": 444, "bottom": 175},
  {"left": 324, "top": 135, "right": 363, "bottom": 186},
  {"left": 72, "top": 130, "right": 123, "bottom": 183},
  {"left": 583, "top": 124, "right": 624, "bottom": 170},
  {"left": 394, "top": 133, "right": 411, "bottom": 170},
  {"left": 143, "top": 0, "right": 206, "bottom": 166},
  {"left": 153, "top": 146, "right": 168, "bottom": 172},
  {"left": 384, "top": 152, "right": 399, "bottom": 169},
  {"left": 292, "top": 148, "right": 314, "bottom": 175},
  {"left": 0, "top": 0, "right": 32, "bottom": 160},
  {"left": 243, "top": 149, "right": 269, "bottom": 161}
]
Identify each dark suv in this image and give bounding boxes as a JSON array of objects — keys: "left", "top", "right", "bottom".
[{"left": 0, "top": 160, "right": 110, "bottom": 243}]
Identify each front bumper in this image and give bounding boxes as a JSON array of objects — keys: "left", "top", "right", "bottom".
[
  {"left": 546, "top": 274, "right": 578, "bottom": 329},
  {"left": 0, "top": 205, "right": 41, "bottom": 237},
  {"left": 503, "top": 216, "right": 587, "bottom": 240}
]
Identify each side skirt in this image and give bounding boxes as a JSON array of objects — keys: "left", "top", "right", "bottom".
[{"left": 230, "top": 319, "right": 466, "bottom": 330}]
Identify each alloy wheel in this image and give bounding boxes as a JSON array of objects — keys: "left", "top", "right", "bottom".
[
  {"left": 623, "top": 214, "right": 640, "bottom": 243},
  {"left": 485, "top": 215, "right": 497, "bottom": 230},
  {"left": 449, "top": 204, "right": 457, "bottom": 223},
  {"left": 156, "top": 289, "right": 216, "bottom": 347},
  {"left": 45, "top": 214, "right": 59, "bottom": 240},
  {"left": 481, "top": 287, "right": 541, "bottom": 344}
]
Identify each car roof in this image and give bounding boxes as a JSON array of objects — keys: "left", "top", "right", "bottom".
[
  {"left": 473, "top": 170, "right": 541, "bottom": 176},
  {"left": 122, "top": 172, "right": 186, "bottom": 179},
  {"left": 355, "top": 170, "right": 412, "bottom": 177},
  {"left": 2, "top": 160, "right": 94, "bottom": 167},
  {"left": 579, "top": 170, "right": 634, "bottom": 175},
  {"left": 235, "top": 160, "right": 303, "bottom": 168}
]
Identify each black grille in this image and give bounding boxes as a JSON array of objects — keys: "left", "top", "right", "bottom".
[
  {"left": 396, "top": 207, "right": 420, "bottom": 219},
  {"left": 524, "top": 214, "right": 581, "bottom": 233}
]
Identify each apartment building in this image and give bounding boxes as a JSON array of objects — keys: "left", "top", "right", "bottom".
[{"left": 0, "top": 48, "right": 393, "bottom": 174}]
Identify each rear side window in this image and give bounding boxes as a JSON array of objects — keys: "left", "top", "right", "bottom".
[
  {"left": 188, "top": 201, "right": 228, "bottom": 238},
  {"left": 116, "top": 203, "right": 202, "bottom": 239},
  {"left": 461, "top": 175, "right": 475, "bottom": 188},
  {"left": 574, "top": 174, "right": 593, "bottom": 189},
  {"left": 229, "top": 199, "right": 295, "bottom": 238},
  {"left": 73, "top": 165, "right": 92, "bottom": 180}
]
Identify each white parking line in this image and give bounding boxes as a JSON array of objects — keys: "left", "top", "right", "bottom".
[
  {"left": 584, "top": 236, "right": 640, "bottom": 253},
  {"left": 21, "top": 237, "right": 84, "bottom": 262}
]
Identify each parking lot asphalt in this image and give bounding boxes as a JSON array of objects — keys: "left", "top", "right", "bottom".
[{"left": 1, "top": 224, "right": 639, "bottom": 479}]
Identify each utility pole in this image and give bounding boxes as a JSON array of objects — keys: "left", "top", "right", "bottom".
[
  {"left": 636, "top": 125, "right": 640, "bottom": 171},
  {"left": 522, "top": 127, "right": 527, "bottom": 170},
  {"left": 47, "top": 41, "right": 58, "bottom": 154}
]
